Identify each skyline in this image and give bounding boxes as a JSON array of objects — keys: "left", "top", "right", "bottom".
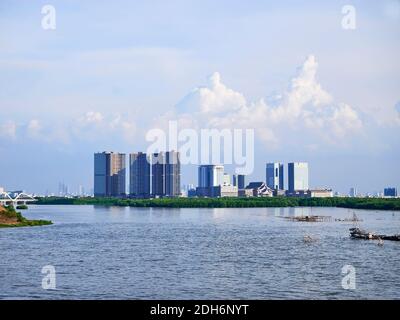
[{"left": 1, "top": 0, "right": 399, "bottom": 194}]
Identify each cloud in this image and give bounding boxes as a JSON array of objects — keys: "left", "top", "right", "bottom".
[
  {"left": 27, "top": 119, "right": 42, "bottom": 138},
  {"left": 0, "top": 121, "right": 17, "bottom": 139},
  {"left": 77, "top": 111, "right": 104, "bottom": 125},
  {"left": 163, "top": 55, "right": 362, "bottom": 147},
  {"left": 176, "top": 72, "right": 246, "bottom": 115}
]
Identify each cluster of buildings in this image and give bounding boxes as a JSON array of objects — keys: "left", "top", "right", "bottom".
[
  {"left": 93, "top": 152, "right": 333, "bottom": 199},
  {"left": 94, "top": 151, "right": 180, "bottom": 198},
  {"left": 348, "top": 187, "right": 398, "bottom": 198},
  {"left": 192, "top": 162, "right": 332, "bottom": 198}
]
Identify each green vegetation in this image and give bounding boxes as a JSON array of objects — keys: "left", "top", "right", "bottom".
[
  {"left": 0, "top": 206, "right": 52, "bottom": 228},
  {"left": 16, "top": 204, "right": 28, "bottom": 210},
  {"left": 35, "top": 196, "right": 400, "bottom": 211}
]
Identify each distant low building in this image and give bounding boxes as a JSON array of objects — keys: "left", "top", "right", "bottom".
[
  {"left": 308, "top": 189, "right": 333, "bottom": 198},
  {"left": 196, "top": 185, "right": 238, "bottom": 198},
  {"left": 240, "top": 182, "right": 273, "bottom": 197},
  {"left": 187, "top": 188, "right": 197, "bottom": 197},
  {"left": 384, "top": 187, "right": 398, "bottom": 197},
  {"left": 286, "top": 189, "right": 333, "bottom": 198}
]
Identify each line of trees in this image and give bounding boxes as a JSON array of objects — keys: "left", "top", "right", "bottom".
[{"left": 35, "top": 196, "right": 400, "bottom": 211}]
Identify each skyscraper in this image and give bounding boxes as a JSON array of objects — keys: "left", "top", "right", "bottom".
[
  {"left": 94, "top": 152, "right": 126, "bottom": 197},
  {"left": 165, "top": 151, "right": 181, "bottom": 197},
  {"left": 237, "top": 174, "right": 245, "bottom": 189},
  {"left": 288, "top": 162, "right": 309, "bottom": 192},
  {"left": 266, "top": 163, "right": 284, "bottom": 190},
  {"left": 151, "top": 152, "right": 165, "bottom": 197},
  {"left": 198, "top": 165, "right": 224, "bottom": 188},
  {"left": 151, "top": 151, "right": 181, "bottom": 197},
  {"left": 129, "top": 152, "right": 150, "bottom": 198}
]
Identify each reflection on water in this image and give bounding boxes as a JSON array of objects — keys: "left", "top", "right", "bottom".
[{"left": 1, "top": 205, "right": 399, "bottom": 300}]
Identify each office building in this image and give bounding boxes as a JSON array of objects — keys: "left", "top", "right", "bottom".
[
  {"left": 94, "top": 152, "right": 126, "bottom": 197},
  {"left": 198, "top": 165, "right": 224, "bottom": 188},
  {"left": 165, "top": 151, "right": 181, "bottom": 197},
  {"left": 266, "top": 163, "right": 284, "bottom": 190},
  {"left": 288, "top": 162, "right": 309, "bottom": 192},
  {"left": 151, "top": 151, "right": 181, "bottom": 197},
  {"left": 237, "top": 175, "right": 245, "bottom": 189},
  {"left": 384, "top": 187, "right": 397, "bottom": 197},
  {"left": 129, "top": 152, "right": 150, "bottom": 198}
]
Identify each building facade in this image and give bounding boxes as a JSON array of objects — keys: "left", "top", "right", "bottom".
[
  {"left": 198, "top": 165, "right": 224, "bottom": 188},
  {"left": 237, "top": 175, "right": 245, "bottom": 189},
  {"left": 94, "top": 152, "right": 126, "bottom": 197},
  {"left": 384, "top": 187, "right": 398, "bottom": 197},
  {"left": 266, "top": 163, "right": 284, "bottom": 190},
  {"left": 165, "top": 151, "right": 181, "bottom": 197},
  {"left": 288, "top": 162, "right": 309, "bottom": 192},
  {"left": 129, "top": 152, "right": 150, "bottom": 198},
  {"left": 151, "top": 151, "right": 181, "bottom": 197}
]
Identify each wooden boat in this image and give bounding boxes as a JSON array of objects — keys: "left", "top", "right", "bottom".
[{"left": 349, "top": 227, "right": 400, "bottom": 241}]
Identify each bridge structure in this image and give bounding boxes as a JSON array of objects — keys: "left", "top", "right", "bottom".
[{"left": 0, "top": 191, "right": 37, "bottom": 207}]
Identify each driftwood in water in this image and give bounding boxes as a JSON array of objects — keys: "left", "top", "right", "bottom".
[
  {"left": 349, "top": 228, "right": 400, "bottom": 241},
  {"left": 284, "top": 215, "right": 332, "bottom": 222},
  {"left": 335, "top": 213, "right": 363, "bottom": 222}
]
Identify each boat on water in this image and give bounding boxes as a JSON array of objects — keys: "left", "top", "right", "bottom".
[{"left": 349, "top": 227, "right": 400, "bottom": 241}]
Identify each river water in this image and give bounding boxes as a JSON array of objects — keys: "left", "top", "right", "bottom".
[{"left": 1, "top": 205, "right": 399, "bottom": 299}]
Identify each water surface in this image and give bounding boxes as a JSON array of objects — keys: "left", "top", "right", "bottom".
[{"left": 1, "top": 205, "right": 399, "bottom": 299}]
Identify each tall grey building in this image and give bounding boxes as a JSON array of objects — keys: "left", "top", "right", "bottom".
[
  {"left": 237, "top": 174, "right": 245, "bottom": 189},
  {"left": 288, "top": 162, "right": 309, "bottom": 192},
  {"left": 266, "top": 163, "right": 284, "bottom": 190},
  {"left": 151, "top": 151, "right": 181, "bottom": 197},
  {"left": 129, "top": 152, "right": 150, "bottom": 198},
  {"left": 165, "top": 151, "right": 181, "bottom": 197},
  {"left": 94, "top": 152, "right": 126, "bottom": 197}
]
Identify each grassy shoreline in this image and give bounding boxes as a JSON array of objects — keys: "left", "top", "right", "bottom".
[
  {"left": 0, "top": 206, "right": 52, "bottom": 228},
  {"left": 34, "top": 196, "right": 400, "bottom": 211}
]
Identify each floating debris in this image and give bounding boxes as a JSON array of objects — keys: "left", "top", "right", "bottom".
[
  {"left": 284, "top": 215, "right": 332, "bottom": 222},
  {"left": 335, "top": 213, "right": 363, "bottom": 222},
  {"left": 349, "top": 228, "right": 400, "bottom": 242},
  {"left": 303, "top": 235, "right": 318, "bottom": 243}
]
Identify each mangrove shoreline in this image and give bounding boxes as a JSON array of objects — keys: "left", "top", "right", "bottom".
[{"left": 35, "top": 196, "right": 400, "bottom": 211}]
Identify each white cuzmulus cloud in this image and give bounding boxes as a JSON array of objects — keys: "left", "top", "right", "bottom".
[{"left": 168, "top": 55, "right": 363, "bottom": 146}]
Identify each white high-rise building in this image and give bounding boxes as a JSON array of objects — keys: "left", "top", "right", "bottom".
[{"left": 288, "top": 162, "right": 309, "bottom": 192}]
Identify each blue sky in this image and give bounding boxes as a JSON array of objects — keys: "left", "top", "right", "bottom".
[{"left": 0, "top": 0, "right": 399, "bottom": 195}]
